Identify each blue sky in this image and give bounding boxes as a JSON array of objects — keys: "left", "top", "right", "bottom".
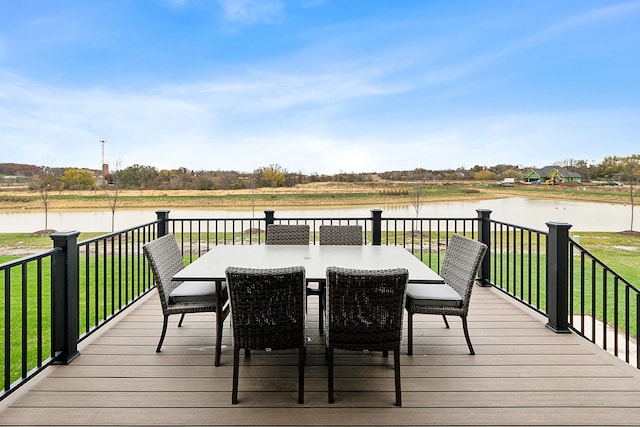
[{"left": 1, "top": 0, "right": 639, "bottom": 174}]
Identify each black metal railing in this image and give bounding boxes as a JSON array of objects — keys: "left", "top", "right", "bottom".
[
  {"left": 165, "top": 208, "right": 479, "bottom": 273},
  {"left": 2, "top": 207, "right": 639, "bottom": 401},
  {"left": 1, "top": 249, "right": 58, "bottom": 397},
  {"left": 1, "top": 221, "right": 160, "bottom": 400},
  {"left": 481, "top": 216, "right": 640, "bottom": 367},
  {"left": 487, "top": 219, "right": 548, "bottom": 315},
  {"left": 569, "top": 237, "right": 640, "bottom": 367},
  {"left": 76, "top": 222, "right": 159, "bottom": 340}
]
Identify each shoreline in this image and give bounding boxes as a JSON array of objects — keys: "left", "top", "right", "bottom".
[{"left": 0, "top": 181, "right": 633, "bottom": 211}]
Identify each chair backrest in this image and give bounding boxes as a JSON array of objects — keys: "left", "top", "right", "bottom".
[
  {"left": 225, "top": 266, "right": 306, "bottom": 350},
  {"left": 439, "top": 234, "right": 488, "bottom": 311},
  {"left": 325, "top": 267, "right": 409, "bottom": 351},
  {"left": 265, "top": 224, "right": 310, "bottom": 245},
  {"left": 142, "top": 234, "right": 185, "bottom": 312},
  {"left": 319, "top": 225, "right": 363, "bottom": 245}
]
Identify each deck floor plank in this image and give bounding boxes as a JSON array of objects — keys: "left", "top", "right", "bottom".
[{"left": 2, "top": 286, "right": 640, "bottom": 426}]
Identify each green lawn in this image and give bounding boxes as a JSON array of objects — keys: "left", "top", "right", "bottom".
[{"left": 1, "top": 253, "right": 151, "bottom": 388}]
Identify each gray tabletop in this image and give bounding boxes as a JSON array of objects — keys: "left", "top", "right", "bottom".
[{"left": 173, "top": 245, "right": 444, "bottom": 284}]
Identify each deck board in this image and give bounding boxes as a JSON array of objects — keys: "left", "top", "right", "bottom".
[{"left": 2, "top": 286, "right": 640, "bottom": 426}]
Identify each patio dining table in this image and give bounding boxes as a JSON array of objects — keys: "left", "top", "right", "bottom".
[{"left": 172, "top": 244, "right": 444, "bottom": 366}]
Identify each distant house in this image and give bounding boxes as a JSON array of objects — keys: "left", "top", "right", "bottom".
[{"left": 523, "top": 166, "right": 582, "bottom": 184}]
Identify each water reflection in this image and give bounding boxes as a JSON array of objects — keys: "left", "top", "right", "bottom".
[{"left": 0, "top": 197, "right": 635, "bottom": 233}]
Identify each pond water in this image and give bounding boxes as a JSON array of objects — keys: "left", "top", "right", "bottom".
[{"left": 1, "top": 197, "right": 636, "bottom": 233}]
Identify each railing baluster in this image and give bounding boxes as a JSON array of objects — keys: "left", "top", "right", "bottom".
[
  {"left": 21, "top": 264, "right": 28, "bottom": 379},
  {"left": 602, "top": 271, "right": 608, "bottom": 350},
  {"left": 36, "top": 259, "right": 43, "bottom": 368},
  {"left": 591, "top": 258, "right": 597, "bottom": 342},
  {"left": 614, "top": 276, "right": 619, "bottom": 357},
  {"left": 4, "top": 269, "right": 11, "bottom": 392}
]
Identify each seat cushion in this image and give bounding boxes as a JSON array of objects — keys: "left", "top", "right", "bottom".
[
  {"left": 169, "top": 281, "right": 226, "bottom": 303},
  {"left": 406, "top": 283, "right": 462, "bottom": 308}
]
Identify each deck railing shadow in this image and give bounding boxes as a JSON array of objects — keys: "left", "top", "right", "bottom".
[{"left": 1, "top": 207, "right": 638, "bottom": 401}]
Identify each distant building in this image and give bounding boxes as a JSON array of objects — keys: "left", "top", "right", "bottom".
[{"left": 523, "top": 166, "right": 582, "bottom": 184}]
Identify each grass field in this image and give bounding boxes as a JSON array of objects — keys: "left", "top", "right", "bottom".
[{"left": 0, "top": 180, "right": 635, "bottom": 210}]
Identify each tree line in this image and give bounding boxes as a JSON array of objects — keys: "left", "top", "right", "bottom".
[{"left": 1, "top": 155, "right": 639, "bottom": 192}]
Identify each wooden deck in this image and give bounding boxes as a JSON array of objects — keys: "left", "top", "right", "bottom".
[{"left": 2, "top": 286, "right": 640, "bottom": 426}]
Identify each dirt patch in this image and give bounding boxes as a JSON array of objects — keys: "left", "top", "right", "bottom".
[
  {"left": 1, "top": 247, "right": 47, "bottom": 257},
  {"left": 619, "top": 230, "right": 640, "bottom": 237},
  {"left": 31, "top": 229, "right": 57, "bottom": 236},
  {"left": 613, "top": 245, "right": 639, "bottom": 251}
]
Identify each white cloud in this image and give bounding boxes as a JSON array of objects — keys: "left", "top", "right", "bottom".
[
  {"left": 217, "top": 0, "right": 284, "bottom": 24},
  {"left": 3, "top": 62, "right": 639, "bottom": 174},
  {"left": 492, "top": 1, "right": 640, "bottom": 61}
]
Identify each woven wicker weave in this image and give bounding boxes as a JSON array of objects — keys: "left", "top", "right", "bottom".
[
  {"left": 264, "top": 224, "right": 325, "bottom": 335},
  {"left": 325, "top": 267, "right": 409, "bottom": 406},
  {"left": 319, "top": 225, "right": 363, "bottom": 245},
  {"left": 405, "top": 233, "right": 487, "bottom": 355},
  {"left": 314, "top": 225, "right": 363, "bottom": 334},
  {"left": 265, "top": 224, "right": 310, "bottom": 245},
  {"left": 225, "top": 266, "right": 307, "bottom": 404},
  {"left": 143, "top": 234, "right": 229, "bottom": 355}
]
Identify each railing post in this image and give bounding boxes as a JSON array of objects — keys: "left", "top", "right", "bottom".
[
  {"left": 545, "top": 221, "right": 572, "bottom": 333},
  {"left": 50, "top": 231, "right": 81, "bottom": 364},
  {"left": 264, "top": 209, "right": 275, "bottom": 240},
  {"left": 156, "top": 209, "right": 171, "bottom": 237},
  {"left": 265, "top": 209, "right": 275, "bottom": 225},
  {"left": 476, "top": 209, "right": 492, "bottom": 287},
  {"left": 371, "top": 208, "right": 382, "bottom": 246}
]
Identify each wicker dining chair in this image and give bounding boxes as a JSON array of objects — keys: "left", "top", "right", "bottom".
[
  {"left": 405, "top": 233, "right": 487, "bottom": 356},
  {"left": 315, "top": 225, "right": 363, "bottom": 335},
  {"left": 142, "top": 234, "right": 229, "bottom": 357},
  {"left": 264, "top": 224, "right": 323, "bottom": 335},
  {"left": 225, "top": 266, "right": 307, "bottom": 404},
  {"left": 265, "top": 224, "right": 310, "bottom": 245},
  {"left": 319, "top": 225, "right": 363, "bottom": 245},
  {"left": 325, "top": 266, "right": 409, "bottom": 406}
]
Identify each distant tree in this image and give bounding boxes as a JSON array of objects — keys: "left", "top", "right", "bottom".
[
  {"left": 493, "top": 164, "right": 520, "bottom": 176},
  {"left": 473, "top": 170, "right": 497, "bottom": 181},
  {"left": 555, "top": 158, "right": 591, "bottom": 181},
  {"left": 170, "top": 167, "right": 194, "bottom": 189},
  {"left": 596, "top": 156, "right": 624, "bottom": 180},
  {"left": 33, "top": 165, "right": 57, "bottom": 231},
  {"left": 102, "top": 160, "right": 122, "bottom": 232},
  {"left": 411, "top": 182, "right": 423, "bottom": 221},
  {"left": 62, "top": 168, "right": 95, "bottom": 190},
  {"left": 119, "top": 164, "right": 158, "bottom": 189},
  {"left": 217, "top": 171, "right": 241, "bottom": 190},
  {"left": 621, "top": 155, "right": 640, "bottom": 231},
  {"left": 285, "top": 170, "right": 305, "bottom": 186},
  {"left": 256, "top": 164, "right": 286, "bottom": 187},
  {"left": 497, "top": 169, "right": 523, "bottom": 181},
  {"left": 195, "top": 176, "right": 214, "bottom": 190}
]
